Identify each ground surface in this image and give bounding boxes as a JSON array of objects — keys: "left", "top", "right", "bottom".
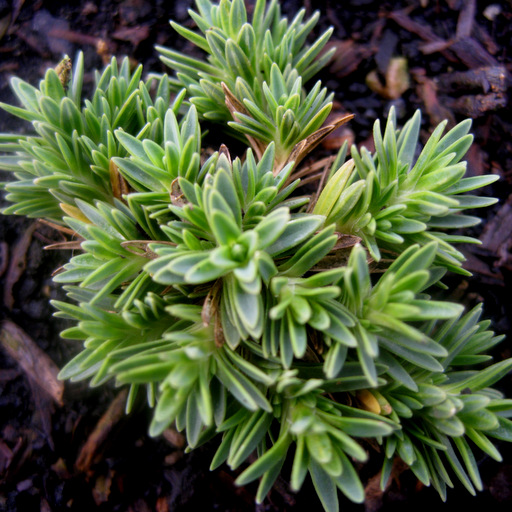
[{"left": 0, "top": 1, "right": 511, "bottom": 511}]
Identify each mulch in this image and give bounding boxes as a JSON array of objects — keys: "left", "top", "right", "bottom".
[{"left": 1, "top": 1, "right": 511, "bottom": 511}]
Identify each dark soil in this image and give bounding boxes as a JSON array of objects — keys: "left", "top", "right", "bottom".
[{"left": 1, "top": 1, "right": 512, "bottom": 511}]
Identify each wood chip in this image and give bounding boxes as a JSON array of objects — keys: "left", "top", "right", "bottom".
[
  {"left": 449, "top": 37, "right": 499, "bottom": 69},
  {"left": 0, "top": 439, "right": 13, "bottom": 473},
  {"left": 364, "top": 471, "right": 386, "bottom": 512},
  {"left": 164, "top": 451, "right": 183, "bottom": 466},
  {"left": 3, "top": 222, "right": 37, "bottom": 310},
  {"left": 162, "top": 427, "right": 186, "bottom": 449},
  {"left": 463, "top": 252, "right": 503, "bottom": 282},
  {"left": 444, "top": 92, "right": 508, "bottom": 118},
  {"left": 156, "top": 496, "right": 170, "bottom": 512},
  {"left": 0, "top": 320, "right": 64, "bottom": 406},
  {"left": 130, "top": 499, "right": 152, "bottom": 512},
  {"left": 480, "top": 194, "right": 512, "bottom": 255},
  {"left": 326, "top": 40, "right": 370, "bottom": 78},
  {"left": 411, "top": 68, "right": 456, "bottom": 128},
  {"left": 75, "top": 389, "right": 128, "bottom": 473},
  {"left": 0, "top": 241, "right": 8, "bottom": 278},
  {"left": 111, "top": 25, "right": 150, "bottom": 48},
  {"left": 40, "top": 498, "right": 52, "bottom": 512},
  {"left": 389, "top": 10, "right": 444, "bottom": 47},
  {"left": 389, "top": 9, "right": 498, "bottom": 69},
  {"left": 92, "top": 471, "right": 114, "bottom": 505},
  {"left": 0, "top": 368, "right": 21, "bottom": 381},
  {"left": 455, "top": 0, "right": 476, "bottom": 39},
  {"left": 48, "top": 27, "right": 99, "bottom": 47},
  {"left": 437, "top": 66, "right": 510, "bottom": 95}
]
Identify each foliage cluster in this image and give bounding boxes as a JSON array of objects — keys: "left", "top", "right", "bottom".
[{"left": 1, "top": 1, "right": 511, "bottom": 510}]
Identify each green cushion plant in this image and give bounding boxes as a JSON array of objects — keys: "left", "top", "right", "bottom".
[{"left": 1, "top": 1, "right": 511, "bottom": 510}]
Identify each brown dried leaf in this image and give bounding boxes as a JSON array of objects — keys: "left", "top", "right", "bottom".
[
  {"left": 120, "top": 240, "right": 173, "bottom": 259},
  {"left": 333, "top": 234, "right": 363, "bottom": 251},
  {"left": 44, "top": 240, "right": 84, "bottom": 251},
  {"left": 291, "top": 155, "right": 336, "bottom": 197},
  {"left": 311, "top": 234, "right": 362, "bottom": 271},
  {"left": 37, "top": 218, "right": 79, "bottom": 237},
  {"left": 218, "top": 143, "right": 232, "bottom": 165},
  {"left": 214, "top": 308, "right": 225, "bottom": 348},
  {"left": 222, "top": 82, "right": 248, "bottom": 117},
  {"left": 281, "top": 114, "right": 355, "bottom": 175},
  {"left": 96, "top": 39, "right": 113, "bottom": 65},
  {"left": 201, "top": 279, "right": 222, "bottom": 327},
  {"left": 292, "top": 155, "right": 335, "bottom": 182},
  {"left": 314, "top": 250, "right": 354, "bottom": 271},
  {"left": 366, "top": 57, "right": 410, "bottom": 100},
  {"left": 201, "top": 291, "right": 213, "bottom": 327},
  {"left": 110, "top": 159, "right": 130, "bottom": 202},
  {"left": 222, "top": 82, "right": 267, "bottom": 160},
  {"left": 170, "top": 178, "right": 187, "bottom": 207}
]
